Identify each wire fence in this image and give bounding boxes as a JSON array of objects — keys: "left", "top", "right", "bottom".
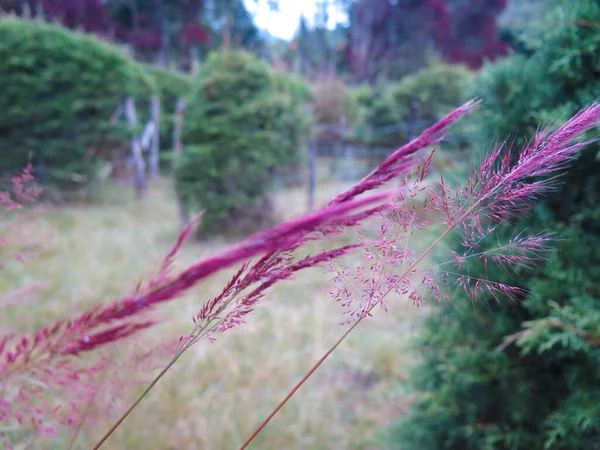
[{"left": 272, "top": 116, "right": 477, "bottom": 213}]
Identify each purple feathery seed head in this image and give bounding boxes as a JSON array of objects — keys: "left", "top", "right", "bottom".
[
  {"left": 3, "top": 190, "right": 395, "bottom": 363},
  {"left": 0, "top": 100, "right": 490, "bottom": 442},
  {"left": 476, "top": 102, "right": 600, "bottom": 223},
  {"left": 329, "top": 101, "right": 600, "bottom": 320}
]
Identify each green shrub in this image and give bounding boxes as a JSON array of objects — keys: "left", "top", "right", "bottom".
[
  {"left": 0, "top": 17, "right": 156, "bottom": 196},
  {"left": 352, "top": 63, "right": 472, "bottom": 150},
  {"left": 273, "top": 71, "right": 311, "bottom": 107},
  {"left": 386, "top": 1, "right": 600, "bottom": 449},
  {"left": 271, "top": 70, "right": 311, "bottom": 167},
  {"left": 311, "top": 79, "right": 355, "bottom": 127},
  {"left": 175, "top": 50, "right": 310, "bottom": 237},
  {"left": 388, "top": 63, "right": 473, "bottom": 120},
  {"left": 347, "top": 85, "right": 379, "bottom": 129}
]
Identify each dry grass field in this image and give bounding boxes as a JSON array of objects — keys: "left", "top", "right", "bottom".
[{"left": 2, "top": 176, "right": 435, "bottom": 449}]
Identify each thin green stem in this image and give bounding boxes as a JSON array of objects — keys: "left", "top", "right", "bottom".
[
  {"left": 238, "top": 317, "right": 364, "bottom": 450},
  {"left": 67, "top": 368, "right": 106, "bottom": 450},
  {"left": 240, "top": 200, "right": 487, "bottom": 448},
  {"left": 91, "top": 278, "right": 258, "bottom": 449},
  {"left": 92, "top": 353, "right": 182, "bottom": 450},
  {"left": 67, "top": 396, "right": 93, "bottom": 450}
]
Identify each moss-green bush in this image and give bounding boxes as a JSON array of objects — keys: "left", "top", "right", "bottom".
[
  {"left": 175, "top": 50, "right": 310, "bottom": 237},
  {"left": 274, "top": 70, "right": 311, "bottom": 107},
  {"left": 347, "top": 85, "right": 379, "bottom": 130},
  {"left": 0, "top": 17, "right": 156, "bottom": 195},
  {"left": 349, "top": 63, "right": 472, "bottom": 150},
  {"left": 388, "top": 63, "right": 473, "bottom": 120},
  {"left": 271, "top": 70, "right": 312, "bottom": 166}
]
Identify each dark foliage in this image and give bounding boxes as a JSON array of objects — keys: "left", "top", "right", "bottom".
[
  {"left": 0, "top": 17, "right": 155, "bottom": 196},
  {"left": 385, "top": 1, "right": 600, "bottom": 448},
  {"left": 344, "top": 0, "right": 508, "bottom": 83}
]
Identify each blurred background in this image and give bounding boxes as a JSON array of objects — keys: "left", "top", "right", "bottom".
[{"left": 1, "top": 0, "right": 599, "bottom": 448}]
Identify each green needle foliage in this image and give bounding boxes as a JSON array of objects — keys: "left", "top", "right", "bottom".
[{"left": 384, "top": 1, "right": 600, "bottom": 449}]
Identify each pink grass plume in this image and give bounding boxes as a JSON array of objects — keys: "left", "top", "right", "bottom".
[
  {"left": 1, "top": 102, "right": 483, "bottom": 447},
  {"left": 239, "top": 102, "right": 600, "bottom": 448}
]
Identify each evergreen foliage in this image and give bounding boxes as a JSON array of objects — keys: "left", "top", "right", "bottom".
[
  {"left": 385, "top": 1, "right": 600, "bottom": 449},
  {"left": 388, "top": 64, "right": 473, "bottom": 122},
  {"left": 0, "top": 17, "right": 156, "bottom": 193},
  {"left": 352, "top": 64, "right": 472, "bottom": 149},
  {"left": 175, "top": 50, "right": 310, "bottom": 237}
]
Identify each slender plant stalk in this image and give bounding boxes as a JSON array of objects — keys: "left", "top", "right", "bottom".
[
  {"left": 240, "top": 201, "right": 482, "bottom": 448},
  {"left": 92, "top": 353, "right": 181, "bottom": 450},
  {"left": 67, "top": 392, "right": 95, "bottom": 450},
  {"left": 239, "top": 318, "right": 363, "bottom": 450},
  {"left": 67, "top": 369, "right": 106, "bottom": 450},
  {"left": 92, "top": 307, "right": 238, "bottom": 449}
]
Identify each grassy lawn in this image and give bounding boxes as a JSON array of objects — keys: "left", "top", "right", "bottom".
[{"left": 2, "top": 177, "right": 432, "bottom": 449}]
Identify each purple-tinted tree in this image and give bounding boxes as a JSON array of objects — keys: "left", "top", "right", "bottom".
[
  {"left": 343, "top": 0, "right": 509, "bottom": 82},
  {"left": 0, "top": 0, "right": 211, "bottom": 66},
  {"left": 429, "top": 0, "right": 509, "bottom": 69},
  {"left": 107, "top": 0, "right": 209, "bottom": 65}
]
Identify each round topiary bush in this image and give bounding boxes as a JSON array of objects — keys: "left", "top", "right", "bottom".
[
  {"left": 340, "top": 64, "right": 473, "bottom": 159},
  {"left": 0, "top": 16, "right": 156, "bottom": 197},
  {"left": 175, "top": 50, "right": 309, "bottom": 237},
  {"left": 388, "top": 63, "right": 473, "bottom": 120},
  {"left": 369, "top": 63, "right": 473, "bottom": 149}
]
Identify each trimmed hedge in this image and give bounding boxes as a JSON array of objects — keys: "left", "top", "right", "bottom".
[
  {"left": 346, "top": 63, "right": 472, "bottom": 149},
  {"left": 175, "top": 50, "right": 310, "bottom": 237},
  {"left": 0, "top": 16, "right": 156, "bottom": 194},
  {"left": 387, "top": 63, "right": 473, "bottom": 120},
  {"left": 311, "top": 79, "right": 354, "bottom": 127}
]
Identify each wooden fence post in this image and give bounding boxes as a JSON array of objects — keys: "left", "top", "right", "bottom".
[
  {"left": 190, "top": 48, "right": 200, "bottom": 75},
  {"left": 407, "top": 100, "right": 421, "bottom": 142},
  {"left": 125, "top": 97, "right": 146, "bottom": 198},
  {"left": 173, "top": 97, "right": 190, "bottom": 229},
  {"left": 35, "top": 0, "right": 44, "bottom": 19},
  {"left": 149, "top": 95, "right": 160, "bottom": 178},
  {"left": 307, "top": 135, "right": 317, "bottom": 212},
  {"left": 173, "top": 98, "right": 186, "bottom": 161},
  {"left": 22, "top": 2, "right": 31, "bottom": 18}
]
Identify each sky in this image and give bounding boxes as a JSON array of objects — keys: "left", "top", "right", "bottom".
[{"left": 244, "top": 0, "right": 348, "bottom": 41}]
